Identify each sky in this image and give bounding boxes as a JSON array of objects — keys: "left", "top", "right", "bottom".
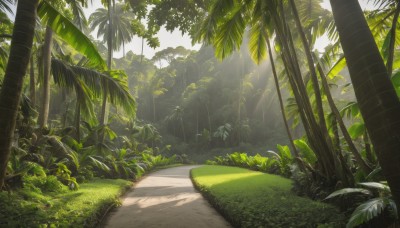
[
  {"left": 312, "top": 0, "right": 375, "bottom": 52},
  {"left": 81, "top": 0, "right": 374, "bottom": 58},
  {"left": 5, "top": 0, "right": 376, "bottom": 58},
  {"left": 82, "top": 1, "right": 201, "bottom": 59}
]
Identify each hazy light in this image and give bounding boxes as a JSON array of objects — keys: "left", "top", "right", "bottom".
[
  {"left": 316, "top": 0, "right": 378, "bottom": 52},
  {"left": 84, "top": 0, "right": 201, "bottom": 59},
  {"left": 321, "top": 0, "right": 377, "bottom": 11}
]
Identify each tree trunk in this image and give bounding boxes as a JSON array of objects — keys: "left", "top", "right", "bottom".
[
  {"left": 387, "top": 2, "right": 400, "bottom": 77},
  {"left": 330, "top": 0, "right": 400, "bottom": 212},
  {"left": 289, "top": 0, "right": 328, "bottom": 134},
  {"left": 0, "top": 0, "right": 39, "bottom": 189},
  {"left": 74, "top": 97, "right": 81, "bottom": 142},
  {"left": 140, "top": 37, "right": 144, "bottom": 63},
  {"left": 331, "top": 114, "right": 340, "bottom": 153},
  {"left": 99, "top": 90, "right": 108, "bottom": 125},
  {"left": 29, "top": 56, "right": 36, "bottom": 106},
  {"left": 274, "top": 11, "right": 336, "bottom": 183},
  {"left": 152, "top": 95, "right": 156, "bottom": 122},
  {"left": 272, "top": 1, "right": 354, "bottom": 185},
  {"left": 266, "top": 36, "right": 299, "bottom": 158},
  {"left": 38, "top": 26, "right": 53, "bottom": 129},
  {"left": 196, "top": 110, "right": 199, "bottom": 143},
  {"left": 206, "top": 103, "right": 212, "bottom": 134},
  {"left": 180, "top": 118, "right": 186, "bottom": 143},
  {"left": 317, "top": 64, "right": 372, "bottom": 174},
  {"left": 364, "top": 131, "right": 374, "bottom": 165},
  {"left": 100, "top": 0, "right": 114, "bottom": 126}
]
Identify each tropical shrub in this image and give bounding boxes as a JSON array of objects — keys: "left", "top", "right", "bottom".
[
  {"left": 206, "top": 152, "right": 278, "bottom": 174},
  {"left": 267, "top": 144, "right": 294, "bottom": 177},
  {"left": 326, "top": 182, "right": 398, "bottom": 227},
  {"left": 23, "top": 175, "right": 65, "bottom": 193}
]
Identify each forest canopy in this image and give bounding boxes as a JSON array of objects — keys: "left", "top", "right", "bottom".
[{"left": 0, "top": 0, "right": 400, "bottom": 227}]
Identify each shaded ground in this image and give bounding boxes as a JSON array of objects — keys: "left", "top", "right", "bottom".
[{"left": 102, "top": 166, "right": 231, "bottom": 228}]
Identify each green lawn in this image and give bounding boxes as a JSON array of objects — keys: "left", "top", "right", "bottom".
[
  {"left": 191, "top": 165, "right": 345, "bottom": 228},
  {"left": 0, "top": 179, "right": 132, "bottom": 227}
]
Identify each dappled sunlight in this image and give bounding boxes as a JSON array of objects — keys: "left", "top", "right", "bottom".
[
  {"left": 195, "top": 172, "right": 263, "bottom": 185},
  {"left": 105, "top": 166, "right": 231, "bottom": 227},
  {"left": 2, "top": 0, "right": 400, "bottom": 227},
  {"left": 122, "top": 193, "right": 202, "bottom": 208}
]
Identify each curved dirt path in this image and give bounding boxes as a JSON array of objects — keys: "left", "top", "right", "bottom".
[{"left": 103, "top": 165, "right": 231, "bottom": 228}]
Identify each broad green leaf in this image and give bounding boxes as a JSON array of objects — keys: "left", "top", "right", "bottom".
[
  {"left": 325, "top": 188, "right": 372, "bottom": 200},
  {"left": 248, "top": 20, "right": 267, "bottom": 64},
  {"left": 277, "top": 144, "right": 291, "bottom": 159},
  {"left": 358, "top": 182, "right": 390, "bottom": 192},
  {"left": 38, "top": 1, "right": 107, "bottom": 70},
  {"left": 213, "top": 4, "right": 246, "bottom": 60},
  {"left": 391, "top": 71, "right": 400, "bottom": 97},
  {"left": 340, "top": 102, "right": 360, "bottom": 119},
  {"left": 347, "top": 198, "right": 388, "bottom": 228},
  {"left": 294, "top": 139, "right": 317, "bottom": 164},
  {"left": 326, "top": 55, "right": 347, "bottom": 79},
  {"left": 348, "top": 122, "right": 365, "bottom": 139}
]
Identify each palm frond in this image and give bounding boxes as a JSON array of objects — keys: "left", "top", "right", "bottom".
[
  {"left": 0, "top": 0, "right": 13, "bottom": 15},
  {"left": 213, "top": 4, "right": 247, "bottom": 59},
  {"left": 347, "top": 198, "right": 390, "bottom": 228},
  {"left": 194, "top": 0, "right": 235, "bottom": 44},
  {"left": 51, "top": 58, "right": 95, "bottom": 119},
  {"left": 52, "top": 58, "right": 136, "bottom": 116},
  {"left": 38, "top": 1, "right": 107, "bottom": 70},
  {"left": 66, "top": 0, "right": 89, "bottom": 33},
  {"left": 248, "top": 19, "right": 268, "bottom": 64},
  {"left": 325, "top": 188, "right": 372, "bottom": 200}
]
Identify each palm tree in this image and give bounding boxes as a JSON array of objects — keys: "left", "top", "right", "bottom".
[
  {"left": 90, "top": 2, "right": 136, "bottom": 126},
  {"left": 90, "top": 4, "right": 136, "bottom": 56},
  {"left": 288, "top": 0, "right": 372, "bottom": 174},
  {"left": 329, "top": 0, "right": 400, "bottom": 212},
  {"left": 0, "top": 0, "right": 39, "bottom": 189},
  {"left": 196, "top": 0, "right": 355, "bottom": 185},
  {"left": 38, "top": 26, "right": 53, "bottom": 128},
  {"left": 37, "top": 1, "right": 107, "bottom": 128},
  {"left": 51, "top": 58, "right": 136, "bottom": 141}
]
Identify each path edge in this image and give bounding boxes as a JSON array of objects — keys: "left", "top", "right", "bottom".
[{"left": 189, "top": 166, "right": 238, "bottom": 228}]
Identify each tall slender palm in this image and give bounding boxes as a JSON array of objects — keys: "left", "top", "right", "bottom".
[
  {"left": 196, "top": 0, "right": 354, "bottom": 185},
  {"left": 29, "top": 56, "right": 36, "bottom": 106},
  {"left": 0, "top": 0, "right": 39, "bottom": 188},
  {"left": 90, "top": 4, "right": 136, "bottom": 56},
  {"left": 329, "top": 0, "right": 400, "bottom": 212},
  {"left": 37, "top": 1, "right": 107, "bottom": 128},
  {"left": 90, "top": 2, "right": 136, "bottom": 125},
  {"left": 289, "top": 0, "right": 372, "bottom": 174},
  {"left": 38, "top": 26, "right": 53, "bottom": 128}
]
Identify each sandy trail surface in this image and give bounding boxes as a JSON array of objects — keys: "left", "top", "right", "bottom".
[{"left": 103, "top": 165, "right": 232, "bottom": 228}]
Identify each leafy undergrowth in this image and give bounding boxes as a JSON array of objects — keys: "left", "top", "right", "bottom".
[
  {"left": 0, "top": 179, "right": 131, "bottom": 227},
  {"left": 191, "top": 166, "right": 346, "bottom": 228}
]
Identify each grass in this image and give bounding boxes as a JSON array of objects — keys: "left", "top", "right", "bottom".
[
  {"left": 191, "top": 166, "right": 345, "bottom": 228},
  {"left": 0, "top": 178, "right": 132, "bottom": 227}
]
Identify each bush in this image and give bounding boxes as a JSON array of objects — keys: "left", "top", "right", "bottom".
[
  {"left": 0, "top": 179, "right": 131, "bottom": 227},
  {"left": 24, "top": 175, "right": 65, "bottom": 193}
]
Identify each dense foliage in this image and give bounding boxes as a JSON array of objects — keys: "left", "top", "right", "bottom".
[
  {"left": 1, "top": 0, "right": 400, "bottom": 226},
  {"left": 0, "top": 179, "right": 131, "bottom": 227}
]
